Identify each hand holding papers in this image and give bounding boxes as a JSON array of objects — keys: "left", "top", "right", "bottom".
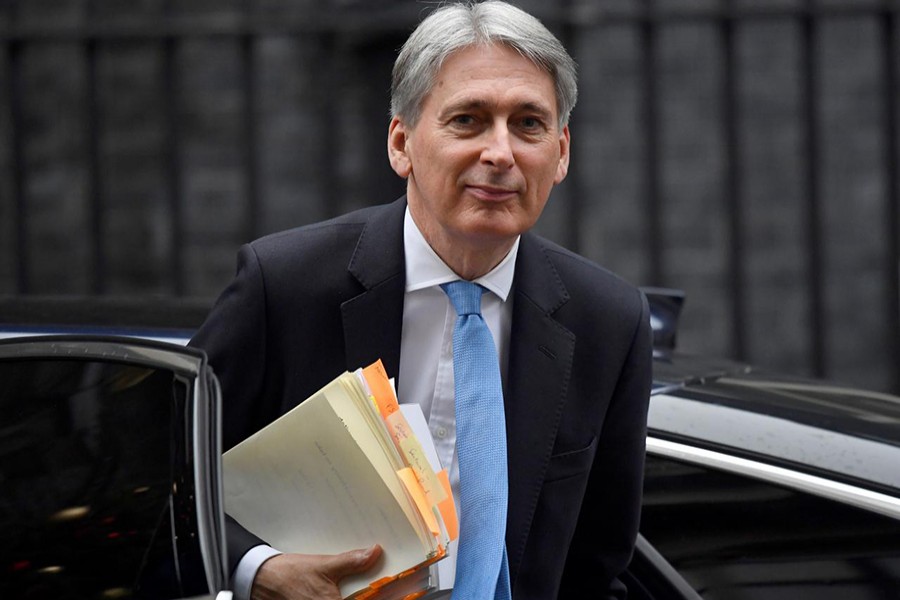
[{"left": 222, "top": 360, "right": 457, "bottom": 600}]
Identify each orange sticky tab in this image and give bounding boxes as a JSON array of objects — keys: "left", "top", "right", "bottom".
[
  {"left": 363, "top": 360, "right": 400, "bottom": 418},
  {"left": 387, "top": 411, "right": 447, "bottom": 506},
  {"left": 397, "top": 467, "right": 440, "bottom": 536},
  {"left": 436, "top": 469, "right": 458, "bottom": 541}
]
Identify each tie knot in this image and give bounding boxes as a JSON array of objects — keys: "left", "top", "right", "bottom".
[{"left": 441, "top": 280, "right": 485, "bottom": 316}]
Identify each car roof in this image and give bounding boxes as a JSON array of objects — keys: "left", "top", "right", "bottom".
[
  {"left": 653, "top": 352, "right": 900, "bottom": 449},
  {"left": 650, "top": 352, "right": 900, "bottom": 493},
  {"left": 0, "top": 296, "right": 203, "bottom": 345}
]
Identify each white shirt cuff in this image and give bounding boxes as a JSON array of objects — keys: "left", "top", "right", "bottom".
[{"left": 232, "top": 544, "right": 282, "bottom": 600}]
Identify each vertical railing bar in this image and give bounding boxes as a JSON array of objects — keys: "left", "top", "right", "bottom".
[
  {"left": 10, "top": 38, "right": 28, "bottom": 294},
  {"left": 641, "top": 2, "right": 664, "bottom": 286},
  {"left": 240, "top": 25, "right": 260, "bottom": 242},
  {"left": 722, "top": 2, "right": 746, "bottom": 361},
  {"left": 320, "top": 30, "right": 340, "bottom": 219},
  {"left": 559, "top": 0, "right": 581, "bottom": 255},
  {"left": 163, "top": 28, "right": 185, "bottom": 297},
  {"left": 86, "top": 33, "right": 106, "bottom": 294},
  {"left": 800, "top": 3, "right": 826, "bottom": 378},
  {"left": 882, "top": 3, "right": 900, "bottom": 393}
]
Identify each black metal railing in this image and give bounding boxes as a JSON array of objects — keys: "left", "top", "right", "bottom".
[{"left": 2, "top": 0, "right": 897, "bottom": 392}]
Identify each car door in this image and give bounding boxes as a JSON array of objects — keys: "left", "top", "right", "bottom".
[{"left": 0, "top": 336, "right": 227, "bottom": 599}]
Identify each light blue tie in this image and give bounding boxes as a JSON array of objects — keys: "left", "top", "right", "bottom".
[{"left": 441, "top": 281, "right": 512, "bottom": 600}]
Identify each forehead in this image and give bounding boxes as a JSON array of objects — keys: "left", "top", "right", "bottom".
[{"left": 426, "top": 43, "right": 558, "bottom": 116}]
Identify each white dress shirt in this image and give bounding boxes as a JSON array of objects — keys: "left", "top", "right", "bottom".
[
  {"left": 232, "top": 207, "right": 518, "bottom": 597},
  {"left": 399, "top": 207, "right": 518, "bottom": 589}
]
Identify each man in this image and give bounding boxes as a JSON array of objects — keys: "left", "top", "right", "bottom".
[{"left": 191, "top": 2, "right": 652, "bottom": 599}]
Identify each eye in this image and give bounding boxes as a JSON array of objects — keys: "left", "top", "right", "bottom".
[
  {"left": 446, "top": 113, "right": 483, "bottom": 136},
  {"left": 518, "top": 116, "right": 544, "bottom": 131},
  {"left": 451, "top": 114, "right": 477, "bottom": 127}
]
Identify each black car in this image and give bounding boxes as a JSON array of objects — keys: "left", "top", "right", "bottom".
[
  {"left": 2, "top": 294, "right": 899, "bottom": 599},
  {"left": 630, "top": 290, "right": 900, "bottom": 599},
  {"left": 0, "top": 335, "right": 229, "bottom": 599}
]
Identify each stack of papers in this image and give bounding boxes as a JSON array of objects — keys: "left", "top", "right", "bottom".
[{"left": 222, "top": 360, "right": 458, "bottom": 599}]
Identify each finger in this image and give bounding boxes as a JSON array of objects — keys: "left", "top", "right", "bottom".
[{"left": 320, "top": 544, "right": 383, "bottom": 581}]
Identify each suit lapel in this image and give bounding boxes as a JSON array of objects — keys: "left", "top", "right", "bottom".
[
  {"left": 340, "top": 198, "right": 407, "bottom": 379},
  {"left": 504, "top": 233, "right": 575, "bottom": 582}
]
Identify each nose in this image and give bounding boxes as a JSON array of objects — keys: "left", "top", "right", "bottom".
[{"left": 480, "top": 122, "right": 514, "bottom": 169}]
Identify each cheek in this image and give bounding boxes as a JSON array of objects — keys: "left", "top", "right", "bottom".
[
  {"left": 523, "top": 144, "right": 563, "bottom": 178},
  {"left": 527, "top": 163, "right": 560, "bottom": 197},
  {"left": 415, "top": 143, "right": 453, "bottom": 177}
]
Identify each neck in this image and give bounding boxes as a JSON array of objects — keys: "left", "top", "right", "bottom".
[
  {"left": 441, "top": 244, "right": 512, "bottom": 281},
  {"left": 412, "top": 217, "right": 514, "bottom": 282}
]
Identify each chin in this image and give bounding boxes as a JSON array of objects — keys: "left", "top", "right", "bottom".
[{"left": 457, "top": 222, "right": 527, "bottom": 245}]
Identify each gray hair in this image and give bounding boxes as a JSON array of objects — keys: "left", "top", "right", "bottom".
[{"left": 391, "top": 1, "right": 578, "bottom": 128}]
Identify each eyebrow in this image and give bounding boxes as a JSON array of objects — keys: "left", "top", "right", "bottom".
[{"left": 439, "top": 98, "right": 555, "bottom": 122}]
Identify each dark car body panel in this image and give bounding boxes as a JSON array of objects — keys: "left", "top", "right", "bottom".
[{"left": 650, "top": 354, "right": 900, "bottom": 494}]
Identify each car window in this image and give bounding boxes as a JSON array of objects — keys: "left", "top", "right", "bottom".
[
  {"left": 0, "top": 341, "right": 224, "bottom": 599},
  {"left": 641, "top": 454, "right": 900, "bottom": 599}
]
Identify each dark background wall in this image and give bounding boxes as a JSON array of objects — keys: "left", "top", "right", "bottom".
[{"left": 1, "top": 0, "right": 898, "bottom": 393}]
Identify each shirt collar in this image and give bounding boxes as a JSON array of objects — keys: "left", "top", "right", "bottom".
[{"left": 403, "top": 207, "right": 518, "bottom": 301}]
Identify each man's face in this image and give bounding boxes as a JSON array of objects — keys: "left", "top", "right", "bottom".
[{"left": 389, "top": 43, "right": 570, "bottom": 271}]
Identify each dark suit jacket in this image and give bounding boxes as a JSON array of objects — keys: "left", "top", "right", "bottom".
[{"left": 191, "top": 197, "right": 652, "bottom": 599}]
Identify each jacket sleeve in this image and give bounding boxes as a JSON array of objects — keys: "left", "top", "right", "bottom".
[
  {"left": 190, "top": 243, "right": 273, "bottom": 452},
  {"left": 560, "top": 291, "right": 653, "bottom": 598},
  {"left": 190, "top": 244, "right": 272, "bottom": 574}
]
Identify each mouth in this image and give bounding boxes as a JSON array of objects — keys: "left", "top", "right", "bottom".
[{"left": 465, "top": 185, "right": 519, "bottom": 201}]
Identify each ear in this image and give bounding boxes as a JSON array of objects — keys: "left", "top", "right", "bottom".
[
  {"left": 387, "top": 116, "right": 412, "bottom": 178},
  {"left": 554, "top": 124, "right": 571, "bottom": 184}
]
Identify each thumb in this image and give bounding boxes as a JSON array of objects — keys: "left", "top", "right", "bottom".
[{"left": 321, "top": 544, "right": 383, "bottom": 582}]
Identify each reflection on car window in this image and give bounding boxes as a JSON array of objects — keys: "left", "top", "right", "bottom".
[
  {"left": 0, "top": 358, "right": 186, "bottom": 599},
  {"left": 641, "top": 454, "right": 900, "bottom": 599}
]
